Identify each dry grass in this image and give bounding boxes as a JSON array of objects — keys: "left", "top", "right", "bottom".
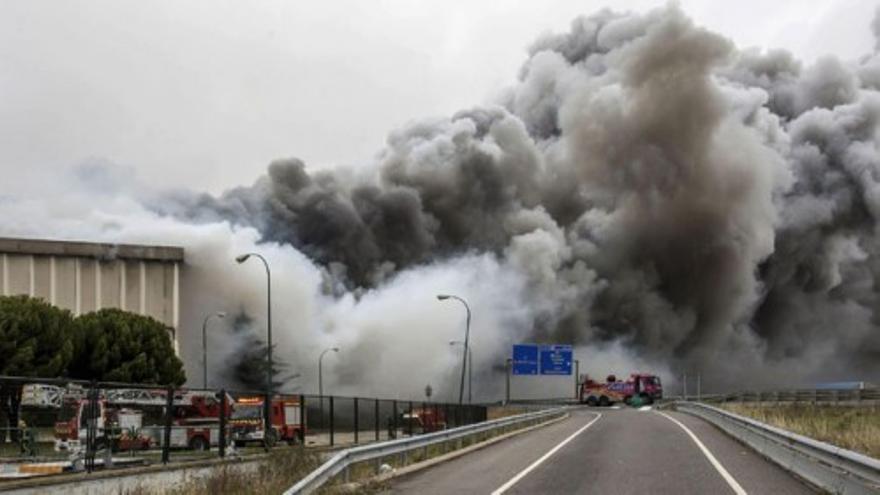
[
  {"left": 124, "top": 448, "right": 324, "bottom": 495},
  {"left": 722, "top": 404, "right": 880, "bottom": 459},
  {"left": 486, "top": 406, "right": 528, "bottom": 420}
]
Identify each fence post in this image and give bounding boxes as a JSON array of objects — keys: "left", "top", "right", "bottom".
[
  {"left": 374, "top": 399, "right": 380, "bottom": 442},
  {"left": 299, "top": 395, "right": 306, "bottom": 444},
  {"left": 353, "top": 397, "right": 359, "bottom": 445},
  {"left": 85, "top": 381, "right": 98, "bottom": 473},
  {"left": 329, "top": 396, "right": 335, "bottom": 446},
  {"left": 392, "top": 400, "right": 398, "bottom": 439},
  {"left": 218, "top": 389, "right": 227, "bottom": 458},
  {"left": 162, "top": 386, "right": 174, "bottom": 464}
]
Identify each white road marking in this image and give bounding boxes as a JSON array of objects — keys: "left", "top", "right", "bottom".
[
  {"left": 491, "top": 412, "right": 602, "bottom": 495},
  {"left": 657, "top": 411, "right": 748, "bottom": 495}
]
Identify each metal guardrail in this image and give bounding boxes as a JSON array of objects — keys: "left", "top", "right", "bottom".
[
  {"left": 284, "top": 407, "right": 567, "bottom": 494},
  {"left": 677, "top": 401, "right": 880, "bottom": 494},
  {"left": 688, "top": 388, "right": 880, "bottom": 404}
]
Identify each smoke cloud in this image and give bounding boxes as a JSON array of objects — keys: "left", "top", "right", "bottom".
[{"left": 5, "top": 4, "right": 880, "bottom": 397}]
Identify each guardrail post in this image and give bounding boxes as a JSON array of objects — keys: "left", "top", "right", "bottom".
[
  {"left": 353, "top": 397, "right": 359, "bottom": 444},
  {"left": 329, "top": 396, "right": 335, "bottom": 446},
  {"left": 162, "top": 386, "right": 174, "bottom": 464},
  {"left": 218, "top": 389, "right": 227, "bottom": 458},
  {"left": 374, "top": 399, "right": 380, "bottom": 442},
  {"left": 299, "top": 395, "right": 306, "bottom": 444}
]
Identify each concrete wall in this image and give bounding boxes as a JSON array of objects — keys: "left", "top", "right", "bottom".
[{"left": 0, "top": 238, "right": 183, "bottom": 350}]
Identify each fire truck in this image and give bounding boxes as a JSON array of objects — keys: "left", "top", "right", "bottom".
[
  {"left": 399, "top": 407, "right": 447, "bottom": 434},
  {"left": 579, "top": 373, "right": 663, "bottom": 407},
  {"left": 53, "top": 388, "right": 233, "bottom": 452},
  {"left": 229, "top": 396, "right": 304, "bottom": 447}
]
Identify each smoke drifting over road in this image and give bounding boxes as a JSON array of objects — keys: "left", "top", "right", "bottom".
[{"left": 4, "top": 4, "right": 880, "bottom": 396}]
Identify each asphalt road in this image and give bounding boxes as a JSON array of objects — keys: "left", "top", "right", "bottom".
[{"left": 386, "top": 407, "right": 813, "bottom": 494}]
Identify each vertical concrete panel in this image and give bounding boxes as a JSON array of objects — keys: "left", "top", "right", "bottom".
[
  {"left": 100, "top": 261, "right": 121, "bottom": 309},
  {"left": 163, "top": 263, "right": 175, "bottom": 328},
  {"left": 146, "top": 263, "right": 165, "bottom": 323},
  {"left": 7, "top": 254, "right": 30, "bottom": 295},
  {"left": 33, "top": 256, "right": 51, "bottom": 302},
  {"left": 79, "top": 259, "right": 97, "bottom": 313},
  {"left": 125, "top": 261, "right": 141, "bottom": 314},
  {"left": 54, "top": 258, "right": 77, "bottom": 312}
]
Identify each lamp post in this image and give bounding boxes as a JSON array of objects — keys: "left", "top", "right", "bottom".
[
  {"left": 235, "top": 252, "right": 273, "bottom": 439},
  {"left": 201, "top": 311, "right": 226, "bottom": 389},
  {"left": 437, "top": 294, "right": 470, "bottom": 406},
  {"left": 318, "top": 347, "right": 339, "bottom": 398},
  {"left": 449, "top": 341, "right": 472, "bottom": 404}
]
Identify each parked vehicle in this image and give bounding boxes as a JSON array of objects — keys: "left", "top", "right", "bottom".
[
  {"left": 54, "top": 388, "right": 232, "bottom": 452},
  {"left": 229, "top": 396, "right": 304, "bottom": 447},
  {"left": 399, "top": 407, "right": 447, "bottom": 434},
  {"left": 579, "top": 373, "right": 663, "bottom": 407}
]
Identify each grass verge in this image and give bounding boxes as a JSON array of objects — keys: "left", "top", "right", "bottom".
[
  {"left": 126, "top": 448, "right": 324, "bottom": 495},
  {"left": 721, "top": 404, "right": 880, "bottom": 459}
]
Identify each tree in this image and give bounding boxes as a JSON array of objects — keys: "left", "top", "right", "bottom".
[
  {"left": 0, "top": 296, "right": 75, "bottom": 442},
  {"left": 69, "top": 309, "right": 186, "bottom": 387},
  {"left": 229, "top": 312, "right": 289, "bottom": 391}
]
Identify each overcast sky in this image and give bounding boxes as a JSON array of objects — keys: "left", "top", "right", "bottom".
[{"left": 1, "top": 0, "right": 877, "bottom": 194}]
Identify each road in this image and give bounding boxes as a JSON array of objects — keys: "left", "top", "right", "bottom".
[{"left": 385, "top": 407, "right": 812, "bottom": 494}]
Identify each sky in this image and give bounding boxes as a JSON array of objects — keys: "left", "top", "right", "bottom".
[{"left": 1, "top": 0, "right": 877, "bottom": 195}]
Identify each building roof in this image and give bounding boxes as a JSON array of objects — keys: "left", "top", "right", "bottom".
[{"left": 0, "top": 237, "right": 184, "bottom": 262}]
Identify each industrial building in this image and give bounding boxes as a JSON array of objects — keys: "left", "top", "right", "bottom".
[{"left": 0, "top": 237, "right": 184, "bottom": 349}]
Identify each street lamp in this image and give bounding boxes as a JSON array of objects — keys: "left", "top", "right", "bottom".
[
  {"left": 236, "top": 252, "right": 273, "bottom": 440},
  {"left": 449, "top": 341, "right": 472, "bottom": 404},
  {"left": 318, "top": 347, "right": 339, "bottom": 398},
  {"left": 437, "top": 294, "right": 471, "bottom": 406},
  {"left": 201, "top": 311, "right": 227, "bottom": 389}
]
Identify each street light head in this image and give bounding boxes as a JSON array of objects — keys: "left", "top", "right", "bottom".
[
  {"left": 217, "top": 311, "right": 227, "bottom": 318},
  {"left": 449, "top": 340, "right": 461, "bottom": 346},
  {"left": 332, "top": 347, "right": 339, "bottom": 353},
  {"left": 235, "top": 254, "right": 251, "bottom": 264},
  {"left": 436, "top": 294, "right": 450, "bottom": 301}
]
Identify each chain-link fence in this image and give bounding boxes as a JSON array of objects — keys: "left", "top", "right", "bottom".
[{"left": 0, "top": 375, "right": 487, "bottom": 481}]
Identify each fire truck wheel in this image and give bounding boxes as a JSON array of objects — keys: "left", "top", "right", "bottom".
[
  {"left": 598, "top": 396, "right": 610, "bottom": 407},
  {"left": 639, "top": 393, "right": 653, "bottom": 405},
  {"left": 586, "top": 396, "right": 598, "bottom": 407},
  {"left": 189, "top": 435, "right": 209, "bottom": 451}
]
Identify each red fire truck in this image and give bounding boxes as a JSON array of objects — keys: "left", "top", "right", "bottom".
[
  {"left": 399, "top": 406, "right": 447, "bottom": 434},
  {"left": 54, "top": 388, "right": 233, "bottom": 451},
  {"left": 229, "top": 397, "right": 304, "bottom": 447},
  {"left": 579, "top": 373, "right": 663, "bottom": 407}
]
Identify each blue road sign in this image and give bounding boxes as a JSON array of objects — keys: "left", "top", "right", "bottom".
[
  {"left": 539, "top": 345, "right": 573, "bottom": 375},
  {"left": 512, "top": 344, "right": 539, "bottom": 375}
]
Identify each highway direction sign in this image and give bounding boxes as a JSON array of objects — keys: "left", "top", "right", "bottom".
[
  {"left": 539, "top": 344, "right": 573, "bottom": 375},
  {"left": 512, "top": 344, "right": 539, "bottom": 375}
]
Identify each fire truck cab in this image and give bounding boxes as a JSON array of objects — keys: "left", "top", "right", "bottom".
[{"left": 230, "top": 397, "right": 304, "bottom": 447}]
